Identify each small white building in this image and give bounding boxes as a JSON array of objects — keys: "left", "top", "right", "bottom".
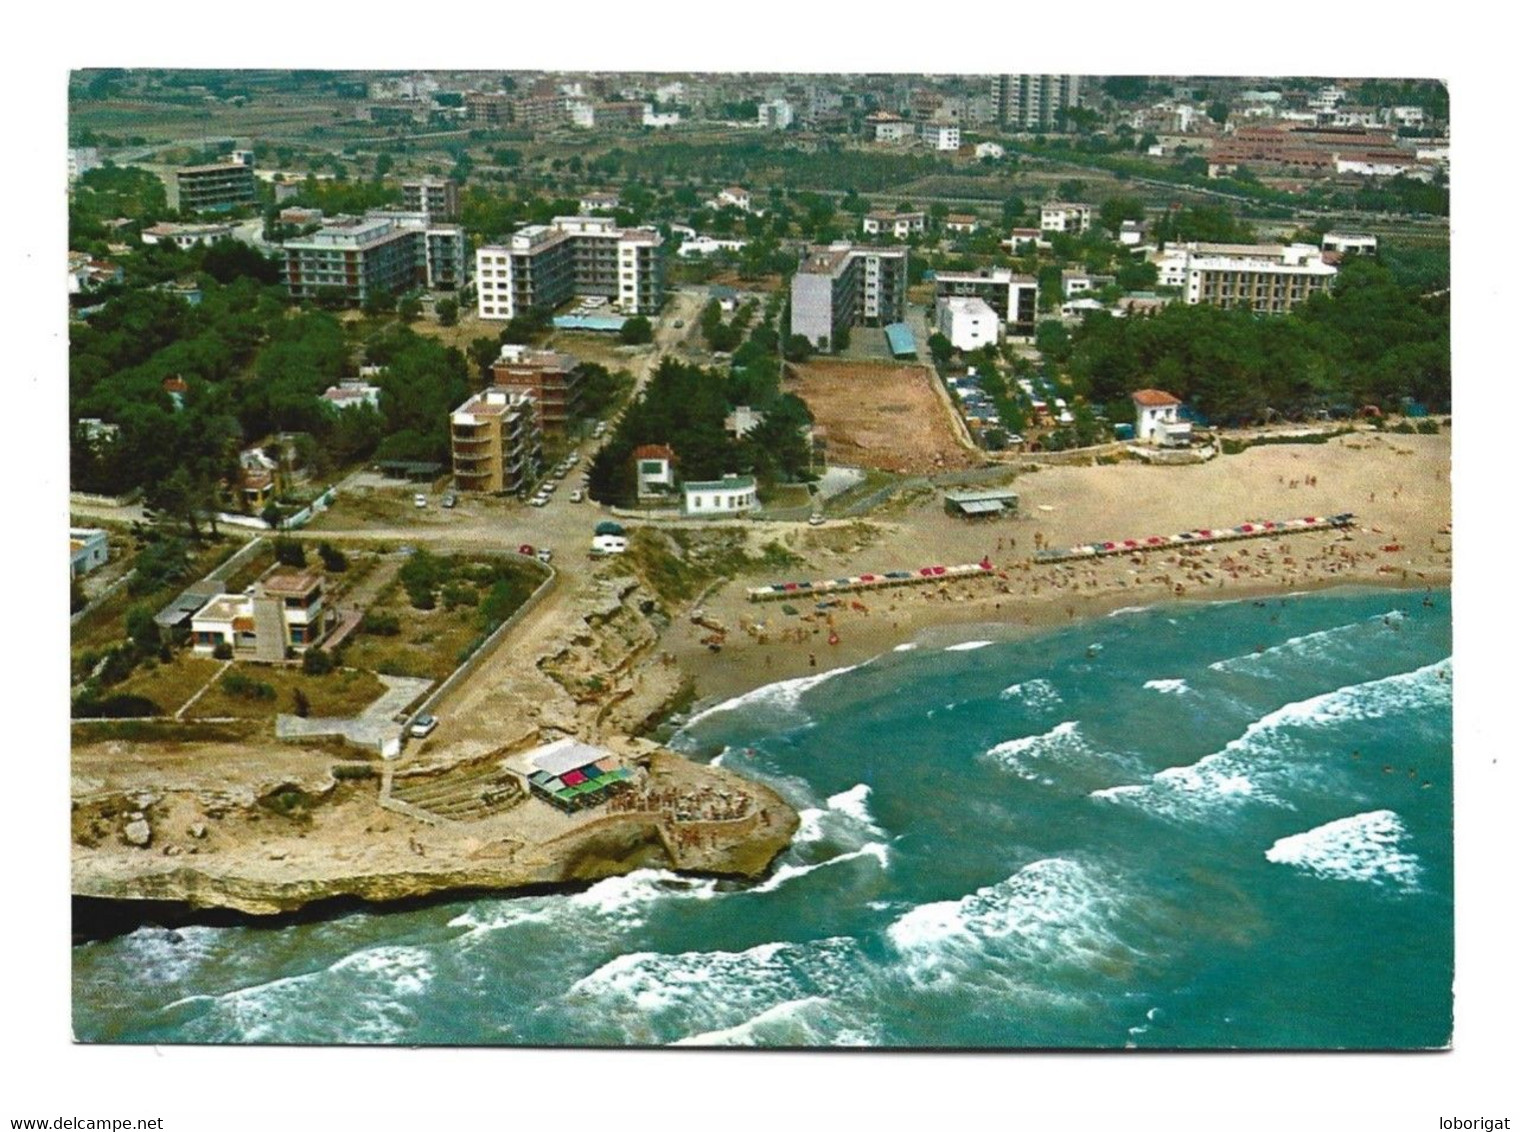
[
  {"left": 758, "top": 98, "right": 794, "bottom": 130},
  {"left": 1321, "top": 232, "right": 1378, "bottom": 257},
  {"left": 141, "top": 221, "right": 236, "bottom": 249},
  {"left": 633, "top": 444, "right": 677, "bottom": 501},
  {"left": 974, "top": 142, "right": 1006, "bottom": 160},
  {"left": 1119, "top": 219, "right": 1147, "bottom": 247},
  {"left": 714, "top": 186, "right": 754, "bottom": 212},
  {"left": 682, "top": 475, "right": 757, "bottom": 517},
  {"left": 321, "top": 381, "right": 383, "bottom": 411},
  {"left": 945, "top": 214, "right": 979, "bottom": 234},
  {"left": 70, "top": 528, "right": 109, "bottom": 579},
  {"left": 936, "top": 296, "right": 1001, "bottom": 352},
  {"left": 1132, "top": 389, "right": 1191, "bottom": 446},
  {"left": 869, "top": 114, "right": 912, "bottom": 143},
  {"left": 1040, "top": 202, "right": 1092, "bottom": 235},
  {"left": 678, "top": 235, "right": 748, "bottom": 258},
  {"left": 579, "top": 191, "right": 621, "bottom": 214},
  {"left": 862, "top": 211, "right": 926, "bottom": 238}
]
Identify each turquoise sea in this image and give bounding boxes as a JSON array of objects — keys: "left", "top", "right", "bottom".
[{"left": 73, "top": 587, "right": 1453, "bottom": 1048}]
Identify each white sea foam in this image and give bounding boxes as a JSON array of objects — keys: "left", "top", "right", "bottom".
[
  {"left": 167, "top": 944, "right": 436, "bottom": 1043},
  {"left": 984, "top": 722, "right": 1086, "bottom": 780},
  {"left": 944, "top": 639, "right": 995, "bottom": 652},
  {"left": 671, "top": 996, "right": 879, "bottom": 1047},
  {"left": 1209, "top": 612, "right": 1405, "bottom": 675},
  {"left": 999, "top": 677, "right": 1063, "bottom": 711},
  {"left": 827, "top": 782, "right": 882, "bottom": 830},
  {"left": 892, "top": 642, "right": 919, "bottom": 652},
  {"left": 751, "top": 841, "right": 891, "bottom": 894},
  {"left": 683, "top": 663, "right": 865, "bottom": 726},
  {"left": 1107, "top": 605, "right": 1154, "bottom": 618},
  {"left": 886, "top": 858, "right": 1144, "bottom": 997},
  {"left": 564, "top": 936, "right": 867, "bottom": 1044},
  {"left": 1143, "top": 678, "right": 1190, "bottom": 695},
  {"left": 1265, "top": 810, "right": 1423, "bottom": 890},
  {"left": 450, "top": 868, "right": 717, "bottom": 945},
  {"left": 1092, "top": 660, "right": 1451, "bottom": 823}
]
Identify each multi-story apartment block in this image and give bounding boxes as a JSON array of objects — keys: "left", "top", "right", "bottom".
[
  {"left": 990, "top": 75, "right": 1083, "bottom": 131},
  {"left": 489, "top": 344, "right": 584, "bottom": 435},
  {"left": 474, "top": 216, "right": 665, "bottom": 321},
  {"left": 789, "top": 243, "right": 908, "bottom": 352},
  {"left": 862, "top": 210, "right": 926, "bottom": 238},
  {"left": 402, "top": 178, "right": 459, "bottom": 220},
  {"left": 1155, "top": 243, "right": 1338, "bottom": 315},
  {"left": 465, "top": 92, "right": 514, "bottom": 125},
  {"left": 936, "top": 296, "right": 1001, "bottom": 352},
  {"left": 190, "top": 569, "right": 329, "bottom": 660},
  {"left": 1040, "top": 201, "right": 1092, "bottom": 235},
  {"left": 932, "top": 267, "right": 1039, "bottom": 336},
  {"left": 164, "top": 155, "right": 257, "bottom": 213},
  {"left": 450, "top": 387, "right": 544, "bottom": 495},
  {"left": 921, "top": 123, "right": 961, "bottom": 151},
  {"left": 282, "top": 213, "right": 467, "bottom": 304}
]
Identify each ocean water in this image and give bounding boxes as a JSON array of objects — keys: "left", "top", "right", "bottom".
[{"left": 72, "top": 588, "right": 1453, "bottom": 1048}]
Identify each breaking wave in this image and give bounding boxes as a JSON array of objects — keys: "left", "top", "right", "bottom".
[{"left": 1265, "top": 810, "right": 1423, "bottom": 890}]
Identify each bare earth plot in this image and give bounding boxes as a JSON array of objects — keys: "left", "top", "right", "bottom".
[{"left": 786, "top": 360, "right": 978, "bottom": 474}]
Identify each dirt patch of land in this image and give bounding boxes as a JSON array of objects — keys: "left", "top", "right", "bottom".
[{"left": 785, "top": 359, "right": 978, "bottom": 474}]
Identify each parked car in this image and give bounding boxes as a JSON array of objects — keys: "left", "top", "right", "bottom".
[
  {"left": 569, "top": 490, "right": 583, "bottom": 503},
  {"left": 441, "top": 492, "right": 457, "bottom": 508},
  {"left": 409, "top": 714, "right": 438, "bottom": 738},
  {"left": 536, "top": 548, "right": 553, "bottom": 564},
  {"left": 530, "top": 495, "right": 548, "bottom": 507},
  {"left": 518, "top": 544, "right": 535, "bottom": 556},
  {"left": 808, "top": 512, "right": 826, "bottom": 526},
  {"left": 413, "top": 493, "right": 427, "bottom": 508}
]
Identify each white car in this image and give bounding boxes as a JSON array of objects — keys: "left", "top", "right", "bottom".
[
  {"left": 409, "top": 714, "right": 438, "bottom": 738},
  {"left": 569, "top": 490, "right": 584, "bottom": 503},
  {"left": 536, "top": 548, "right": 553, "bottom": 564},
  {"left": 530, "top": 495, "right": 548, "bottom": 507},
  {"left": 808, "top": 512, "right": 826, "bottom": 526},
  {"left": 413, "top": 493, "right": 428, "bottom": 508}
]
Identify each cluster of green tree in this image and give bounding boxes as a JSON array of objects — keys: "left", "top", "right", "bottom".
[
  {"left": 1061, "top": 258, "right": 1450, "bottom": 423},
  {"left": 1350, "top": 80, "right": 1448, "bottom": 121},
  {"left": 699, "top": 298, "right": 757, "bottom": 352},
  {"left": 610, "top": 139, "right": 948, "bottom": 195},
  {"left": 360, "top": 325, "right": 473, "bottom": 464},
  {"left": 1151, "top": 204, "right": 1258, "bottom": 246},
  {"left": 71, "top": 599, "right": 173, "bottom": 719},
  {"left": 587, "top": 348, "right": 814, "bottom": 507},
  {"left": 280, "top": 175, "right": 401, "bottom": 216},
  {"left": 70, "top": 166, "right": 170, "bottom": 247},
  {"left": 395, "top": 549, "right": 538, "bottom": 632}
]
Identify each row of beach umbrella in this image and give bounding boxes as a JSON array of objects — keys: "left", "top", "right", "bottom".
[
  {"left": 747, "top": 559, "right": 996, "bottom": 603},
  {"left": 1031, "top": 513, "right": 1357, "bottom": 564}
]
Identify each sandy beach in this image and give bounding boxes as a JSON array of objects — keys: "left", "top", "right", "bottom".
[{"left": 663, "top": 430, "right": 1452, "bottom": 705}]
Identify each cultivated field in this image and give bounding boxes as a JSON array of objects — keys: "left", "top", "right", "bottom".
[{"left": 784, "top": 360, "right": 978, "bottom": 474}]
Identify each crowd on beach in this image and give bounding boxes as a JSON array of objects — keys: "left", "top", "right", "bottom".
[{"left": 608, "top": 783, "right": 755, "bottom": 825}]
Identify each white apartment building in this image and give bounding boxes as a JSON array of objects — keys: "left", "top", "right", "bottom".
[
  {"left": 932, "top": 268, "right": 1039, "bottom": 336},
  {"left": 1321, "top": 232, "right": 1379, "bottom": 256},
  {"left": 936, "top": 296, "right": 1002, "bottom": 352},
  {"left": 1155, "top": 242, "right": 1338, "bottom": 314},
  {"left": 1040, "top": 201, "right": 1092, "bottom": 235},
  {"left": 921, "top": 123, "right": 961, "bottom": 151},
  {"left": 475, "top": 216, "right": 665, "bottom": 321},
  {"left": 678, "top": 235, "right": 748, "bottom": 257}
]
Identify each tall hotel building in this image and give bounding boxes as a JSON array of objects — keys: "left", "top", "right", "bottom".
[
  {"left": 474, "top": 216, "right": 665, "bottom": 320},
  {"left": 282, "top": 212, "right": 468, "bottom": 304},
  {"left": 789, "top": 243, "right": 908, "bottom": 352},
  {"left": 989, "top": 75, "right": 1083, "bottom": 131}
]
